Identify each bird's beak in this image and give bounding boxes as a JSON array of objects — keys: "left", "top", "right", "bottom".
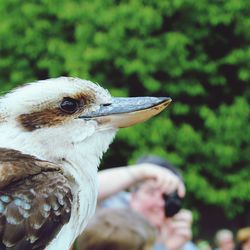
[{"left": 79, "top": 97, "right": 172, "bottom": 128}]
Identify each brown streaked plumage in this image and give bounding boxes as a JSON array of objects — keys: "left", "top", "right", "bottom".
[
  {"left": 0, "top": 148, "right": 72, "bottom": 250},
  {"left": 18, "top": 107, "right": 74, "bottom": 131},
  {"left": 71, "top": 91, "right": 96, "bottom": 105},
  {"left": 0, "top": 149, "right": 59, "bottom": 188},
  {"left": 0, "top": 116, "right": 6, "bottom": 124}
]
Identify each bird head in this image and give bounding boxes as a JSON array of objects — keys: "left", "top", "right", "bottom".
[{"left": 0, "top": 77, "right": 171, "bottom": 167}]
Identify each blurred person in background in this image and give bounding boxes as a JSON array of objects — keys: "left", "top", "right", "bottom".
[
  {"left": 236, "top": 227, "right": 250, "bottom": 250},
  {"left": 76, "top": 208, "right": 156, "bottom": 250},
  {"left": 95, "top": 155, "right": 197, "bottom": 250},
  {"left": 214, "top": 229, "right": 235, "bottom": 250},
  {"left": 98, "top": 155, "right": 185, "bottom": 203}
]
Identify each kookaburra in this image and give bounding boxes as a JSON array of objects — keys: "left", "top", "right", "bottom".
[{"left": 0, "top": 77, "right": 171, "bottom": 250}]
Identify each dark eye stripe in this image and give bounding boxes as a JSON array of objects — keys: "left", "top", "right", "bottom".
[{"left": 18, "top": 96, "right": 89, "bottom": 131}]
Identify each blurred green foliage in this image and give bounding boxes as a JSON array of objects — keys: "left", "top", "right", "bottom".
[{"left": 0, "top": 0, "right": 249, "bottom": 235}]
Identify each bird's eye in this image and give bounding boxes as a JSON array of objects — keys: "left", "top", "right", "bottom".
[{"left": 60, "top": 98, "right": 79, "bottom": 114}]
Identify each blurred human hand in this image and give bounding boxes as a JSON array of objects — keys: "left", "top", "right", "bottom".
[
  {"left": 159, "top": 209, "right": 193, "bottom": 250},
  {"left": 129, "top": 163, "right": 186, "bottom": 198}
]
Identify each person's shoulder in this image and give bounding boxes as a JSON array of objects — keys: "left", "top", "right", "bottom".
[
  {"left": 153, "top": 242, "right": 199, "bottom": 250},
  {"left": 182, "top": 241, "right": 199, "bottom": 250},
  {"left": 153, "top": 242, "right": 167, "bottom": 250},
  {"left": 101, "top": 191, "right": 131, "bottom": 208}
]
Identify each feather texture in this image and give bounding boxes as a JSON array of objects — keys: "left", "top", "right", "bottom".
[{"left": 0, "top": 148, "right": 72, "bottom": 250}]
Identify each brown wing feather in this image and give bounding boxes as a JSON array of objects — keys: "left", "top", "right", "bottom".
[
  {"left": 0, "top": 148, "right": 72, "bottom": 250},
  {"left": 0, "top": 148, "right": 59, "bottom": 189}
]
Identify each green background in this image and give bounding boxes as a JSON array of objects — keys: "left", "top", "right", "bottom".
[{"left": 0, "top": 0, "right": 249, "bottom": 241}]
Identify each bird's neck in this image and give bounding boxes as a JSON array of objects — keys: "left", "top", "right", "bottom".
[
  {"left": 0, "top": 123, "right": 116, "bottom": 168},
  {"left": 0, "top": 124, "right": 116, "bottom": 246}
]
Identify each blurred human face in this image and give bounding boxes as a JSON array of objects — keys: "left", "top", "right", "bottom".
[
  {"left": 242, "top": 239, "right": 250, "bottom": 250},
  {"left": 218, "top": 234, "right": 235, "bottom": 250},
  {"left": 130, "top": 180, "right": 165, "bottom": 228}
]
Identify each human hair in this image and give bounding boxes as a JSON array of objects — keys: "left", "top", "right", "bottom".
[
  {"left": 76, "top": 208, "right": 156, "bottom": 250},
  {"left": 236, "top": 227, "right": 250, "bottom": 250}
]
